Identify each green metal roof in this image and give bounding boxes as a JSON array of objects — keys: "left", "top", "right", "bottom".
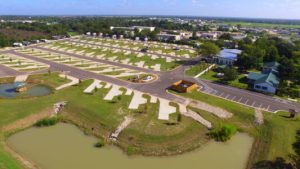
[
  {"left": 248, "top": 72, "right": 267, "bottom": 81},
  {"left": 254, "top": 71, "right": 280, "bottom": 88}
]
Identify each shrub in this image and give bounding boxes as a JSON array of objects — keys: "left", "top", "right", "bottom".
[
  {"left": 94, "top": 138, "right": 105, "bottom": 148},
  {"left": 177, "top": 113, "right": 182, "bottom": 122},
  {"left": 210, "top": 124, "right": 237, "bottom": 142},
  {"left": 35, "top": 117, "right": 59, "bottom": 127},
  {"left": 223, "top": 68, "right": 238, "bottom": 81}
]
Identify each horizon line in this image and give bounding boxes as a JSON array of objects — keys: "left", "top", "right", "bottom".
[{"left": 1, "top": 14, "right": 300, "bottom": 21}]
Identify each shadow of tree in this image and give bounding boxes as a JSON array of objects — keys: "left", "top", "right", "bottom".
[
  {"left": 293, "top": 130, "right": 300, "bottom": 155},
  {"left": 253, "top": 157, "right": 293, "bottom": 169}
]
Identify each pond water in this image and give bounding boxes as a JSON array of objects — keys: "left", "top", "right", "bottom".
[
  {"left": 7, "top": 123, "right": 254, "bottom": 169},
  {"left": 0, "top": 83, "right": 52, "bottom": 98}
]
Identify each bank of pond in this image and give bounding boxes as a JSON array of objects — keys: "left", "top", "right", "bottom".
[{"left": 7, "top": 123, "right": 254, "bottom": 169}]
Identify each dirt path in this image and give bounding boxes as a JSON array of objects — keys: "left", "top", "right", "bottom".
[{"left": 255, "top": 109, "right": 264, "bottom": 125}]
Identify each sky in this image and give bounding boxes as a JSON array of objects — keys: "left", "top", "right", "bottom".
[{"left": 0, "top": 0, "right": 300, "bottom": 19}]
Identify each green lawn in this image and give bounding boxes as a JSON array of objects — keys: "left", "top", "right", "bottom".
[
  {"left": 185, "top": 63, "right": 211, "bottom": 77},
  {"left": 201, "top": 70, "right": 249, "bottom": 90}
]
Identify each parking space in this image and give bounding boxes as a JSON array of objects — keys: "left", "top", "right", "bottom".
[
  {"left": 78, "top": 36, "right": 197, "bottom": 58},
  {"left": 39, "top": 41, "right": 181, "bottom": 71},
  {"left": 0, "top": 53, "right": 49, "bottom": 72},
  {"left": 16, "top": 48, "right": 152, "bottom": 82},
  {"left": 203, "top": 87, "right": 276, "bottom": 112}
]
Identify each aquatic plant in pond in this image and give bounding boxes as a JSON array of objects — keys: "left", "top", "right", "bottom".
[{"left": 94, "top": 137, "right": 105, "bottom": 148}]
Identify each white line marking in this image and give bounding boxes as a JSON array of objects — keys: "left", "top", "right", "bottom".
[{"left": 238, "top": 97, "right": 243, "bottom": 102}]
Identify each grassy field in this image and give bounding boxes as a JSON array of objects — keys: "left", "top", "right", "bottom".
[
  {"left": 201, "top": 70, "right": 249, "bottom": 90},
  {"left": 185, "top": 63, "right": 211, "bottom": 77},
  {"left": 171, "top": 90, "right": 300, "bottom": 167}
]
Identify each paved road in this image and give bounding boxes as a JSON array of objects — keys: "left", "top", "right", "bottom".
[
  {"left": 65, "top": 39, "right": 189, "bottom": 61},
  {"left": 1, "top": 48, "right": 300, "bottom": 113},
  {"left": 0, "top": 64, "right": 21, "bottom": 77}
]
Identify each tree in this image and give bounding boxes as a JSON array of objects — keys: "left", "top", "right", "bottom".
[
  {"left": 223, "top": 68, "right": 238, "bottom": 81},
  {"left": 191, "top": 30, "right": 197, "bottom": 40},
  {"left": 264, "top": 46, "right": 279, "bottom": 62},
  {"left": 200, "top": 42, "right": 220, "bottom": 57},
  {"left": 279, "top": 57, "right": 296, "bottom": 80},
  {"left": 237, "top": 45, "right": 264, "bottom": 70}
]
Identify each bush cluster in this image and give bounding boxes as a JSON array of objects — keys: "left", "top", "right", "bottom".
[
  {"left": 210, "top": 124, "right": 237, "bottom": 142},
  {"left": 35, "top": 117, "right": 59, "bottom": 127}
]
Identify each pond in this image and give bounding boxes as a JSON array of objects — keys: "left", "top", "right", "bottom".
[
  {"left": 7, "top": 123, "right": 254, "bottom": 169},
  {"left": 0, "top": 83, "right": 52, "bottom": 98}
]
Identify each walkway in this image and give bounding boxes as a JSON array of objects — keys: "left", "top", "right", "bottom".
[
  {"left": 83, "top": 79, "right": 103, "bottom": 93},
  {"left": 14, "top": 74, "right": 28, "bottom": 82},
  {"left": 110, "top": 116, "right": 134, "bottom": 141},
  {"left": 190, "top": 100, "right": 232, "bottom": 119},
  {"left": 104, "top": 85, "right": 123, "bottom": 101},
  {"left": 255, "top": 109, "right": 264, "bottom": 125},
  {"left": 128, "top": 91, "right": 147, "bottom": 109},
  {"left": 158, "top": 98, "right": 177, "bottom": 120},
  {"left": 182, "top": 110, "right": 212, "bottom": 129}
]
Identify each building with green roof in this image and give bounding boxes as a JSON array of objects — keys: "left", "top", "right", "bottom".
[{"left": 247, "top": 62, "right": 280, "bottom": 94}]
